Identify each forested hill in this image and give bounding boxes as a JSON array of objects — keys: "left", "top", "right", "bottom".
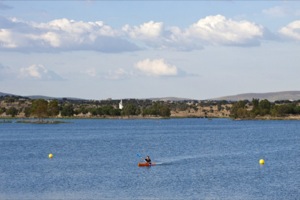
[{"left": 212, "top": 91, "right": 300, "bottom": 102}]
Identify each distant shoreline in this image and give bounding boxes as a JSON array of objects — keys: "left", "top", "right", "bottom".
[{"left": 2, "top": 115, "right": 300, "bottom": 122}]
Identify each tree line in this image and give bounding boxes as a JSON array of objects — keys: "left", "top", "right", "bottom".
[
  {"left": 230, "top": 99, "right": 300, "bottom": 119},
  {"left": 3, "top": 95, "right": 300, "bottom": 119},
  {"left": 0, "top": 98, "right": 171, "bottom": 118}
]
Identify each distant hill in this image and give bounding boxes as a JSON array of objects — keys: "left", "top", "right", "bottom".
[
  {"left": 0, "top": 92, "right": 83, "bottom": 101},
  {"left": 213, "top": 91, "right": 300, "bottom": 102},
  {"left": 149, "top": 97, "right": 195, "bottom": 101},
  {"left": 0, "top": 92, "right": 14, "bottom": 97}
]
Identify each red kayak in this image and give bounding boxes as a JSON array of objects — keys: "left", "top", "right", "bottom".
[{"left": 138, "top": 162, "right": 156, "bottom": 167}]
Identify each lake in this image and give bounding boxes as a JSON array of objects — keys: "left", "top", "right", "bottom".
[{"left": 0, "top": 118, "right": 299, "bottom": 199}]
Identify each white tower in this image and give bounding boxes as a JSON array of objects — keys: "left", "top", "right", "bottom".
[{"left": 119, "top": 100, "right": 123, "bottom": 110}]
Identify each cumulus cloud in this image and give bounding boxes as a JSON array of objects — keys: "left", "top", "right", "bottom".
[
  {"left": 0, "top": 15, "right": 267, "bottom": 52},
  {"left": 123, "top": 21, "right": 163, "bottom": 39},
  {"left": 19, "top": 64, "right": 64, "bottom": 81},
  {"left": 0, "top": 17, "right": 139, "bottom": 52},
  {"left": 135, "top": 59, "right": 178, "bottom": 77},
  {"left": 184, "top": 15, "right": 264, "bottom": 46},
  {"left": 123, "top": 15, "right": 265, "bottom": 50},
  {"left": 279, "top": 20, "right": 300, "bottom": 40}
]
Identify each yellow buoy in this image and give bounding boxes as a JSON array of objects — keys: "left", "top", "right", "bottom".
[
  {"left": 48, "top": 153, "right": 53, "bottom": 159},
  {"left": 259, "top": 159, "right": 265, "bottom": 165}
]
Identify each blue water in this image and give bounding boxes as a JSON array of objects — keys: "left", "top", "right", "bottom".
[{"left": 0, "top": 119, "right": 299, "bottom": 199}]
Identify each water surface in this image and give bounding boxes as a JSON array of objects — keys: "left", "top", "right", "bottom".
[{"left": 0, "top": 119, "right": 299, "bottom": 199}]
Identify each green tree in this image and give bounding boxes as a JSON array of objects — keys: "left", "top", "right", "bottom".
[
  {"left": 48, "top": 100, "right": 59, "bottom": 117},
  {"left": 89, "top": 107, "right": 98, "bottom": 116},
  {"left": 24, "top": 107, "right": 31, "bottom": 117},
  {"left": 110, "top": 108, "right": 121, "bottom": 116},
  {"left": 6, "top": 107, "right": 18, "bottom": 117},
  {"left": 102, "top": 105, "right": 114, "bottom": 115},
  {"left": 294, "top": 106, "right": 300, "bottom": 114},
  {"left": 142, "top": 102, "right": 170, "bottom": 117},
  {"left": 230, "top": 100, "right": 248, "bottom": 119},
  {"left": 251, "top": 98, "right": 260, "bottom": 115},
  {"left": 159, "top": 104, "right": 171, "bottom": 117},
  {"left": 122, "top": 103, "right": 139, "bottom": 116},
  {"left": 0, "top": 107, "right": 6, "bottom": 115},
  {"left": 79, "top": 106, "right": 89, "bottom": 114},
  {"left": 31, "top": 99, "right": 49, "bottom": 119},
  {"left": 61, "top": 104, "right": 74, "bottom": 117},
  {"left": 259, "top": 99, "right": 271, "bottom": 115}
]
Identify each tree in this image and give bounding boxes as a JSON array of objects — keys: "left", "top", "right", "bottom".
[
  {"left": 122, "top": 103, "right": 138, "bottom": 116},
  {"left": 24, "top": 107, "right": 31, "bottom": 117},
  {"left": 0, "top": 107, "right": 6, "bottom": 115},
  {"left": 110, "top": 108, "right": 121, "bottom": 116},
  {"left": 294, "top": 106, "right": 300, "bottom": 114},
  {"left": 259, "top": 99, "right": 271, "bottom": 115},
  {"left": 142, "top": 102, "right": 170, "bottom": 117},
  {"left": 31, "top": 99, "right": 49, "bottom": 119},
  {"left": 6, "top": 107, "right": 18, "bottom": 117},
  {"left": 230, "top": 100, "right": 248, "bottom": 119},
  {"left": 251, "top": 98, "right": 260, "bottom": 115},
  {"left": 61, "top": 104, "right": 74, "bottom": 117},
  {"left": 159, "top": 104, "right": 171, "bottom": 117},
  {"left": 48, "top": 100, "right": 59, "bottom": 117}
]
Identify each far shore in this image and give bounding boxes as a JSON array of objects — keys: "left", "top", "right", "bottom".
[{"left": 2, "top": 114, "right": 300, "bottom": 122}]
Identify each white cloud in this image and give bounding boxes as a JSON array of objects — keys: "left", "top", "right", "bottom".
[
  {"left": 0, "top": 29, "right": 18, "bottom": 48},
  {"left": 40, "top": 31, "right": 61, "bottom": 47},
  {"left": 123, "top": 21, "right": 163, "bottom": 40},
  {"left": 0, "top": 15, "right": 267, "bottom": 52},
  {"left": 19, "top": 64, "right": 63, "bottom": 81},
  {"left": 0, "top": 17, "right": 139, "bottom": 52},
  {"left": 279, "top": 20, "right": 300, "bottom": 40},
  {"left": 184, "top": 15, "right": 264, "bottom": 46},
  {"left": 135, "top": 59, "right": 178, "bottom": 77}
]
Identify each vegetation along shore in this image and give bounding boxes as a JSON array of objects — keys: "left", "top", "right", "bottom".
[{"left": 1, "top": 95, "right": 300, "bottom": 120}]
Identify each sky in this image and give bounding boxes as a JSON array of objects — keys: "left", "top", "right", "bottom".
[{"left": 1, "top": 0, "right": 300, "bottom": 100}]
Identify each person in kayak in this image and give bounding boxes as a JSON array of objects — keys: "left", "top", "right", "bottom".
[{"left": 145, "top": 156, "right": 151, "bottom": 164}]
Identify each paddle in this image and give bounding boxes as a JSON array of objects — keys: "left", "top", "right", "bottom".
[
  {"left": 137, "top": 153, "right": 147, "bottom": 162},
  {"left": 137, "top": 153, "right": 143, "bottom": 159}
]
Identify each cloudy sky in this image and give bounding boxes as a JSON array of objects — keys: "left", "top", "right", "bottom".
[{"left": 1, "top": 1, "right": 300, "bottom": 100}]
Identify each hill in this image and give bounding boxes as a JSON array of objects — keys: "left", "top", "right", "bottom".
[
  {"left": 0, "top": 92, "right": 14, "bottom": 97},
  {"left": 0, "top": 92, "right": 83, "bottom": 101},
  {"left": 213, "top": 91, "right": 300, "bottom": 102},
  {"left": 149, "top": 97, "right": 195, "bottom": 101}
]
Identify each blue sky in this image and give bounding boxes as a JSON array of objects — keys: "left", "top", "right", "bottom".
[{"left": 1, "top": 1, "right": 300, "bottom": 100}]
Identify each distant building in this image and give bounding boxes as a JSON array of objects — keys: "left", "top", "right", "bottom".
[{"left": 119, "top": 100, "right": 123, "bottom": 110}]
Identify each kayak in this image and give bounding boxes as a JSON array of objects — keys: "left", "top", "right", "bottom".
[{"left": 138, "top": 162, "right": 156, "bottom": 167}]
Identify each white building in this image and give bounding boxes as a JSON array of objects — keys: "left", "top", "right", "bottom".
[{"left": 119, "top": 100, "right": 123, "bottom": 110}]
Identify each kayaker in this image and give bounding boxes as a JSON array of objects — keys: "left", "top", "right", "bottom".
[{"left": 145, "top": 155, "right": 151, "bottom": 164}]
